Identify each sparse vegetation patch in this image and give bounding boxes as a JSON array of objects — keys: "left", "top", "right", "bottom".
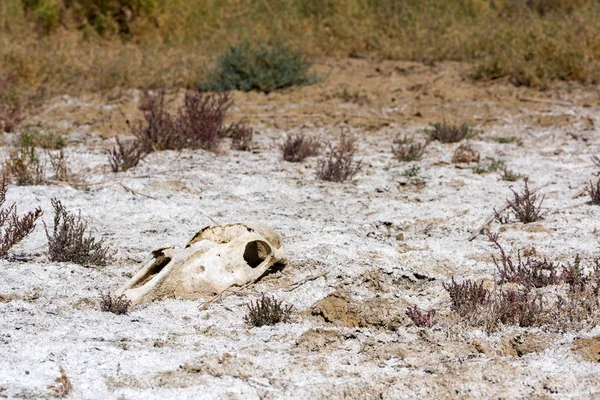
[
  {"left": 244, "top": 295, "right": 293, "bottom": 327},
  {"left": 429, "top": 123, "right": 473, "bottom": 143},
  {"left": 107, "top": 137, "right": 144, "bottom": 173},
  {"left": 100, "top": 292, "right": 131, "bottom": 315},
  {"left": 44, "top": 198, "right": 111, "bottom": 266},
  {"left": 132, "top": 89, "right": 231, "bottom": 153},
  {"left": 225, "top": 120, "right": 254, "bottom": 151},
  {"left": 506, "top": 178, "right": 545, "bottom": 223},
  {"left": 316, "top": 132, "right": 362, "bottom": 182},
  {"left": 588, "top": 178, "right": 600, "bottom": 205},
  {"left": 444, "top": 236, "right": 600, "bottom": 332},
  {"left": 392, "top": 136, "right": 429, "bottom": 162},
  {"left": 0, "top": 180, "right": 42, "bottom": 257},
  {"left": 4, "top": 132, "right": 45, "bottom": 186},
  {"left": 281, "top": 133, "right": 320, "bottom": 162},
  {"left": 405, "top": 305, "right": 436, "bottom": 328}
]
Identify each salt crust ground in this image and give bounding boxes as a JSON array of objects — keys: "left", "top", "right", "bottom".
[{"left": 1, "top": 62, "right": 600, "bottom": 398}]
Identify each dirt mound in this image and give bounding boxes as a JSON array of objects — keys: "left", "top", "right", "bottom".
[
  {"left": 573, "top": 336, "right": 600, "bottom": 363},
  {"left": 311, "top": 290, "right": 407, "bottom": 330}
]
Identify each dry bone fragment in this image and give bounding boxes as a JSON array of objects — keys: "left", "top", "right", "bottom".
[{"left": 116, "top": 222, "right": 286, "bottom": 307}]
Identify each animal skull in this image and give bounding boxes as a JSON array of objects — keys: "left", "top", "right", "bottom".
[{"left": 115, "top": 222, "right": 286, "bottom": 307}]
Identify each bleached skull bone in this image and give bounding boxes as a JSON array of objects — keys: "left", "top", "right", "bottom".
[{"left": 115, "top": 222, "right": 286, "bottom": 307}]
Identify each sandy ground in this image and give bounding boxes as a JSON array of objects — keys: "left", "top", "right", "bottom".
[{"left": 1, "top": 59, "right": 600, "bottom": 399}]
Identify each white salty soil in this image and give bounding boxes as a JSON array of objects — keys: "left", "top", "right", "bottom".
[{"left": 2, "top": 62, "right": 600, "bottom": 399}]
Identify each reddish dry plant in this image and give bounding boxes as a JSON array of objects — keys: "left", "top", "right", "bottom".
[
  {"left": 405, "top": 305, "right": 436, "bottom": 327},
  {"left": 429, "top": 122, "right": 472, "bottom": 143},
  {"left": 132, "top": 89, "right": 231, "bottom": 153},
  {"left": 225, "top": 120, "right": 254, "bottom": 151},
  {"left": 588, "top": 178, "right": 600, "bottom": 205},
  {"left": 177, "top": 90, "right": 231, "bottom": 152},
  {"left": 44, "top": 198, "right": 111, "bottom": 266},
  {"left": 132, "top": 89, "right": 177, "bottom": 152},
  {"left": 244, "top": 295, "right": 293, "bottom": 327},
  {"left": 488, "top": 232, "right": 561, "bottom": 287},
  {"left": 444, "top": 254, "right": 600, "bottom": 332},
  {"left": 487, "top": 288, "right": 545, "bottom": 330},
  {"left": 100, "top": 292, "right": 131, "bottom": 315},
  {"left": 0, "top": 180, "right": 43, "bottom": 257},
  {"left": 48, "top": 366, "right": 72, "bottom": 398},
  {"left": 316, "top": 132, "right": 362, "bottom": 182},
  {"left": 280, "top": 133, "right": 320, "bottom": 162},
  {"left": 507, "top": 178, "right": 545, "bottom": 223},
  {"left": 392, "top": 137, "right": 429, "bottom": 162},
  {"left": 442, "top": 277, "right": 490, "bottom": 316},
  {"left": 107, "top": 137, "right": 144, "bottom": 172}
]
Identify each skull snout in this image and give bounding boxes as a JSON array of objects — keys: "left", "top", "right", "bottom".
[{"left": 131, "top": 254, "right": 172, "bottom": 289}]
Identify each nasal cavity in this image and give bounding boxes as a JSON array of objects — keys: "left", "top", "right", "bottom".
[
  {"left": 243, "top": 240, "right": 272, "bottom": 268},
  {"left": 132, "top": 256, "right": 171, "bottom": 288}
]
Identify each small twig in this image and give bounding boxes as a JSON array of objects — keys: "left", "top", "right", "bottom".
[
  {"left": 517, "top": 96, "right": 573, "bottom": 107},
  {"left": 75, "top": 169, "right": 181, "bottom": 188},
  {"left": 549, "top": 202, "right": 588, "bottom": 214},
  {"left": 198, "top": 210, "right": 219, "bottom": 225},
  {"left": 119, "top": 183, "right": 158, "bottom": 200},
  {"left": 474, "top": 74, "right": 510, "bottom": 86},
  {"left": 283, "top": 272, "right": 327, "bottom": 291},
  {"left": 199, "top": 282, "right": 254, "bottom": 310},
  {"left": 468, "top": 182, "right": 552, "bottom": 241}
]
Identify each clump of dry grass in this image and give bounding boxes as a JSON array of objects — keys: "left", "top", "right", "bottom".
[
  {"left": 588, "top": 178, "right": 600, "bottom": 205},
  {"left": 443, "top": 277, "right": 491, "bottom": 317},
  {"left": 281, "top": 133, "right": 320, "bottom": 162},
  {"left": 4, "top": 131, "right": 45, "bottom": 186},
  {"left": 0, "top": 73, "right": 24, "bottom": 133},
  {"left": 316, "top": 132, "right": 361, "bottom": 182},
  {"left": 44, "top": 198, "right": 111, "bottom": 266},
  {"left": 507, "top": 178, "right": 545, "bottom": 223},
  {"left": 47, "top": 366, "right": 72, "bottom": 398},
  {"left": 392, "top": 136, "right": 429, "bottom": 162},
  {"left": 428, "top": 123, "right": 474, "bottom": 143},
  {"left": 100, "top": 292, "right": 131, "bottom": 315},
  {"left": 21, "top": 128, "right": 65, "bottom": 149},
  {"left": 405, "top": 305, "right": 436, "bottom": 328},
  {"left": 244, "top": 295, "right": 293, "bottom": 327},
  {"left": 107, "top": 137, "right": 144, "bottom": 173},
  {"left": 0, "top": 179, "right": 42, "bottom": 257},
  {"left": 489, "top": 233, "right": 561, "bottom": 288},
  {"left": 47, "top": 150, "right": 70, "bottom": 182},
  {"left": 224, "top": 120, "right": 254, "bottom": 151},
  {"left": 132, "top": 89, "right": 231, "bottom": 153}
]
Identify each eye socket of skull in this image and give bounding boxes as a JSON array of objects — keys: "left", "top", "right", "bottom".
[{"left": 243, "top": 240, "right": 272, "bottom": 268}]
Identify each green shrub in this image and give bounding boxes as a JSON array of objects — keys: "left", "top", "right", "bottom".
[{"left": 202, "top": 43, "right": 319, "bottom": 94}]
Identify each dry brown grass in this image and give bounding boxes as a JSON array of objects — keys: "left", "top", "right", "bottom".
[
  {"left": 48, "top": 366, "right": 72, "bottom": 398},
  {"left": 1, "top": 0, "right": 600, "bottom": 101}
]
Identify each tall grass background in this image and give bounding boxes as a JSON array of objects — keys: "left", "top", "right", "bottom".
[{"left": 1, "top": 0, "right": 599, "bottom": 98}]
